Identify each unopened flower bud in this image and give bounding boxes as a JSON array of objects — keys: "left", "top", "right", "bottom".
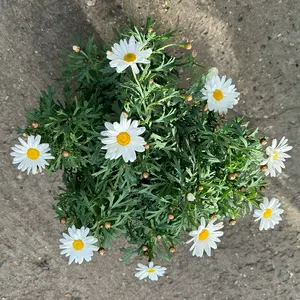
[
  {"left": 144, "top": 144, "right": 150, "bottom": 150},
  {"left": 260, "top": 186, "right": 266, "bottom": 192},
  {"left": 23, "top": 132, "right": 29, "bottom": 138},
  {"left": 72, "top": 45, "right": 81, "bottom": 53},
  {"left": 142, "top": 245, "right": 148, "bottom": 252},
  {"left": 184, "top": 42, "right": 192, "bottom": 50},
  {"left": 142, "top": 171, "right": 150, "bottom": 179},
  {"left": 59, "top": 217, "right": 67, "bottom": 224},
  {"left": 61, "top": 151, "right": 69, "bottom": 158},
  {"left": 144, "top": 251, "right": 149, "bottom": 256},
  {"left": 98, "top": 248, "right": 105, "bottom": 255},
  {"left": 202, "top": 103, "right": 208, "bottom": 111},
  {"left": 215, "top": 124, "right": 220, "bottom": 131},
  {"left": 168, "top": 213, "right": 174, "bottom": 220},
  {"left": 210, "top": 214, "right": 217, "bottom": 220},
  {"left": 260, "top": 165, "right": 268, "bottom": 173},
  {"left": 149, "top": 78, "right": 154, "bottom": 84},
  {"left": 148, "top": 27, "right": 153, "bottom": 33},
  {"left": 169, "top": 246, "right": 176, "bottom": 253},
  {"left": 240, "top": 186, "right": 246, "bottom": 193},
  {"left": 260, "top": 138, "right": 267, "bottom": 146},
  {"left": 192, "top": 50, "right": 197, "bottom": 57},
  {"left": 185, "top": 94, "right": 193, "bottom": 101},
  {"left": 228, "top": 173, "right": 236, "bottom": 180},
  {"left": 229, "top": 219, "right": 236, "bottom": 225},
  {"left": 31, "top": 121, "right": 39, "bottom": 129},
  {"left": 198, "top": 185, "right": 204, "bottom": 191},
  {"left": 105, "top": 221, "right": 111, "bottom": 229}
]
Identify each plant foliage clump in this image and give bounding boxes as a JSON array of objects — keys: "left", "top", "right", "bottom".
[{"left": 20, "top": 18, "right": 266, "bottom": 262}]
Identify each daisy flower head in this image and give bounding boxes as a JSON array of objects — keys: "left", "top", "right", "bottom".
[
  {"left": 253, "top": 197, "right": 284, "bottom": 231},
  {"left": 59, "top": 225, "right": 98, "bottom": 264},
  {"left": 135, "top": 261, "right": 167, "bottom": 281},
  {"left": 260, "top": 137, "right": 292, "bottom": 177},
  {"left": 100, "top": 113, "right": 146, "bottom": 163},
  {"left": 201, "top": 74, "right": 240, "bottom": 114},
  {"left": 107, "top": 36, "right": 152, "bottom": 74},
  {"left": 186, "top": 217, "right": 224, "bottom": 257},
  {"left": 10, "top": 135, "right": 54, "bottom": 175}
]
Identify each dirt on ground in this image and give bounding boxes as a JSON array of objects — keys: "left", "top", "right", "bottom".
[{"left": 1, "top": 0, "right": 300, "bottom": 299}]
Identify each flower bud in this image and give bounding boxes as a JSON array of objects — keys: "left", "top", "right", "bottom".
[
  {"left": 185, "top": 94, "right": 193, "bottom": 101},
  {"left": 228, "top": 173, "right": 236, "bottom": 180},
  {"left": 169, "top": 246, "right": 176, "bottom": 253},
  {"left": 31, "top": 121, "right": 39, "bottom": 129},
  {"left": 260, "top": 165, "right": 268, "bottom": 173},
  {"left": 240, "top": 186, "right": 246, "bottom": 193},
  {"left": 98, "top": 248, "right": 105, "bottom": 255},
  {"left": 184, "top": 42, "right": 192, "bottom": 50},
  {"left": 59, "top": 217, "right": 67, "bottom": 224},
  {"left": 144, "top": 251, "right": 149, "bottom": 256},
  {"left": 72, "top": 45, "right": 81, "bottom": 53},
  {"left": 144, "top": 144, "right": 150, "bottom": 150},
  {"left": 148, "top": 27, "right": 153, "bottom": 33},
  {"left": 229, "top": 219, "right": 236, "bottom": 225},
  {"left": 215, "top": 124, "right": 220, "bottom": 131},
  {"left": 149, "top": 78, "right": 154, "bottom": 84},
  {"left": 210, "top": 214, "right": 217, "bottom": 220},
  {"left": 192, "top": 50, "right": 197, "bottom": 57},
  {"left": 142, "top": 245, "right": 148, "bottom": 252},
  {"left": 22, "top": 132, "right": 29, "bottom": 138},
  {"left": 260, "top": 138, "right": 267, "bottom": 145},
  {"left": 168, "top": 213, "right": 174, "bottom": 220},
  {"left": 198, "top": 185, "right": 204, "bottom": 191},
  {"left": 61, "top": 151, "right": 69, "bottom": 158},
  {"left": 202, "top": 103, "right": 208, "bottom": 111},
  {"left": 142, "top": 171, "right": 150, "bottom": 179},
  {"left": 105, "top": 221, "right": 111, "bottom": 229},
  {"left": 260, "top": 186, "right": 266, "bottom": 192}
]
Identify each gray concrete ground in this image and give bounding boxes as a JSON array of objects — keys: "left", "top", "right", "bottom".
[{"left": 1, "top": 0, "right": 300, "bottom": 299}]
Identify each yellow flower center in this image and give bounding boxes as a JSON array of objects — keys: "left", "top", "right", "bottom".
[
  {"left": 147, "top": 268, "right": 155, "bottom": 273},
  {"left": 117, "top": 132, "right": 131, "bottom": 146},
  {"left": 72, "top": 239, "right": 84, "bottom": 251},
  {"left": 26, "top": 148, "right": 40, "bottom": 160},
  {"left": 123, "top": 52, "right": 137, "bottom": 63},
  {"left": 213, "top": 89, "right": 224, "bottom": 101},
  {"left": 273, "top": 150, "right": 279, "bottom": 160},
  {"left": 263, "top": 208, "right": 272, "bottom": 219},
  {"left": 198, "top": 229, "right": 209, "bottom": 241}
]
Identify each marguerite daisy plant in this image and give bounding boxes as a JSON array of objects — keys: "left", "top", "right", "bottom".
[
  {"left": 260, "top": 137, "right": 292, "bottom": 177},
  {"left": 59, "top": 226, "right": 98, "bottom": 264},
  {"left": 100, "top": 113, "right": 146, "bottom": 163},
  {"left": 10, "top": 135, "right": 54, "bottom": 175},
  {"left": 186, "top": 217, "right": 224, "bottom": 257},
  {"left": 253, "top": 197, "right": 284, "bottom": 231},
  {"left": 107, "top": 36, "right": 152, "bottom": 74},
  {"left": 201, "top": 73, "right": 240, "bottom": 114},
  {"left": 135, "top": 262, "right": 167, "bottom": 281}
]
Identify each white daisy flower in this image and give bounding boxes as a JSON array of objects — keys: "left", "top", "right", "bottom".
[
  {"left": 201, "top": 74, "right": 240, "bottom": 114},
  {"left": 186, "top": 217, "right": 224, "bottom": 257},
  {"left": 135, "top": 262, "right": 167, "bottom": 281},
  {"left": 59, "top": 225, "right": 98, "bottom": 264},
  {"left": 260, "top": 137, "right": 292, "bottom": 177},
  {"left": 253, "top": 197, "right": 284, "bottom": 231},
  {"left": 107, "top": 36, "right": 152, "bottom": 74},
  {"left": 100, "top": 113, "right": 146, "bottom": 163},
  {"left": 10, "top": 135, "right": 54, "bottom": 175},
  {"left": 187, "top": 193, "right": 196, "bottom": 202},
  {"left": 206, "top": 67, "right": 219, "bottom": 80}
]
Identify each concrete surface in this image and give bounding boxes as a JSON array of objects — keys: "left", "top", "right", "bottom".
[{"left": 1, "top": 0, "right": 300, "bottom": 299}]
